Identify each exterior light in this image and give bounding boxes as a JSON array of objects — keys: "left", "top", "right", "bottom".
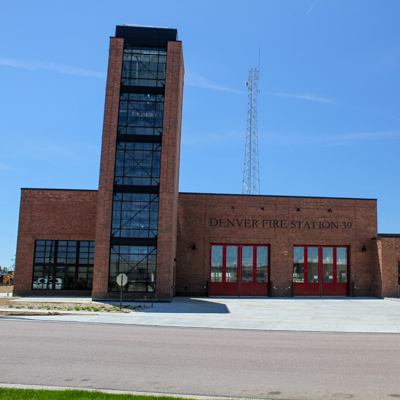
[{"left": 362, "top": 246, "right": 367, "bottom": 252}]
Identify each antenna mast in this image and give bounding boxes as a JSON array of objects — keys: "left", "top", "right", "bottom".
[{"left": 242, "top": 68, "right": 260, "bottom": 195}]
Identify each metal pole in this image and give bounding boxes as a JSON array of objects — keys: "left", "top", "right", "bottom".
[{"left": 120, "top": 284, "right": 123, "bottom": 310}]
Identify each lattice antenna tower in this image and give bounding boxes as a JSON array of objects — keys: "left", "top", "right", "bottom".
[{"left": 242, "top": 68, "right": 260, "bottom": 195}]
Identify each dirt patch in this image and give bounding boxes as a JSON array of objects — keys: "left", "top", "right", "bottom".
[{"left": 0, "top": 296, "right": 148, "bottom": 316}]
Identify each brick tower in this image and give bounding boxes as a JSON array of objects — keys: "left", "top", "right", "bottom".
[{"left": 92, "top": 25, "right": 184, "bottom": 300}]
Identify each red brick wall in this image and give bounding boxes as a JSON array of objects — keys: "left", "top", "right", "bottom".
[
  {"left": 176, "top": 193, "right": 378, "bottom": 297},
  {"left": 92, "top": 37, "right": 123, "bottom": 299},
  {"left": 14, "top": 189, "right": 98, "bottom": 296},
  {"left": 156, "top": 41, "right": 184, "bottom": 299},
  {"left": 376, "top": 237, "right": 400, "bottom": 297}
]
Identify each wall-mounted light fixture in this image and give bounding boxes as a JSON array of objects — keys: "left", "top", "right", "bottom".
[
  {"left": 296, "top": 208, "right": 301, "bottom": 212},
  {"left": 174, "top": 257, "right": 177, "bottom": 262},
  {"left": 192, "top": 244, "right": 197, "bottom": 250},
  {"left": 231, "top": 206, "right": 235, "bottom": 210},
  {"left": 261, "top": 206, "right": 265, "bottom": 210},
  {"left": 362, "top": 246, "right": 367, "bottom": 253},
  {"left": 328, "top": 208, "right": 332, "bottom": 213}
]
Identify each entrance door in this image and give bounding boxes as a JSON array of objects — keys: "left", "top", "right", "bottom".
[
  {"left": 293, "top": 246, "right": 349, "bottom": 296},
  {"left": 209, "top": 244, "right": 269, "bottom": 296}
]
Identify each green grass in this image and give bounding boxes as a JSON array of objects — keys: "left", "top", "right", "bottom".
[{"left": 0, "top": 388, "right": 186, "bottom": 400}]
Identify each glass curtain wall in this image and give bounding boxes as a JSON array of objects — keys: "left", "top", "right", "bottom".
[{"left": 108, "top": 46, "right": 167, "bottom": 292}]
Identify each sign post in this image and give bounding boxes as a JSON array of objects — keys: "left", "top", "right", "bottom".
[{"left": 116, "top": 273, "right": 128, "bottom": 310}]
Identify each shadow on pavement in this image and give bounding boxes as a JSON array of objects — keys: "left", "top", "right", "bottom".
[{"left": 136, "top": 297, "right": 230, "bottom": 314}]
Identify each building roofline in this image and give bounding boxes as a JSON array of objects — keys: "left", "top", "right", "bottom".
[
  {"left": 178, "top": 192, "right": 377, "bottom": 201},
  {"left": 377, "top": 233, "right": 400, "bottom": 238},
  {"left": 21, "top": 188, "right": 98, "bottom": 192}
]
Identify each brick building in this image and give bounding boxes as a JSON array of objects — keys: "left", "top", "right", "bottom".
[{"left": 14, "top": 25, "right": 400, "bottom": 299}]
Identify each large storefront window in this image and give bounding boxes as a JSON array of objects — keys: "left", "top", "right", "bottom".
[
  {"left": 32, "top": 240, "right": 94, "bottom": 290},
  {"left": 209, "top": 244, "right": 269, "bottom": 296},
  {"left": 293, "top": 246, "right": 348, "bottom": 296}
]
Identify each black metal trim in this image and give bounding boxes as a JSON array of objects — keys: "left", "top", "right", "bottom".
[
  {"left": 121, "top": 85, "right": 165, "bottom": 95},
  {"left": 378, "top": 234, "right": 400, "bottom": 238},
  {"left": 110, "top": 238, "right": 157, "bottom": 246},
  {"left": 117, "top": 134, "right": 162, "bottom": 143},
  {"left": 113, "top": 185, "right": 159, "bottom": 194},
  {"left": 21, "top": 188, "right": 97, "bottom": 192},
  {"left": 178, "top": 192, "right": 378, "bottom": 201},
  {"left": 116, "top": 25, "right": 177, "bottom": 46}
]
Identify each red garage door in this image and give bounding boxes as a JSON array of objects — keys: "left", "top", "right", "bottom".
[
  {"left": 209, "top": 244, "right": 269, "bottom": 297},
  {"left": 293, "top": 246, "right": 349, "bottom": 296}
]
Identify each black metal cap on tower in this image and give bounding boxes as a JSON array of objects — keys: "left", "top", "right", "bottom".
[{"left": 115, "top": 25, "right": 178, "bottom": 47}]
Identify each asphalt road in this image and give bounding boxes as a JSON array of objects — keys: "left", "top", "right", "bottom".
[{"left": 1, "top": 319, "right": 400, "bottom": 400}]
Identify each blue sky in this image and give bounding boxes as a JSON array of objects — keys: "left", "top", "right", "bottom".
[{"left": 1, "top": 0, "right": 400, "bottom": 269}]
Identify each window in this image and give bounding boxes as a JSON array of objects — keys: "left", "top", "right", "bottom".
[
  {"left": 109, "top": 46, "right": 167, "bottom": 293},
  {"left": 117, "top": 93, "right": 164, "bottom": 136},
  {"left": 114, "top": 141, "right": 161, "bottom": 186},
  {"left": 211, "top": 246, "right": 223, "bottom": 282},
  {"left": 122, "top": 47, "right": 167, "bottom": 88},
  {"left": 293, "top": 246, "right": 348, "bottom": 286},
  {"left": 111, "top": 192, "right": 159, "bottom": 238},
  {"left": 32, "top": 240, "right": 94, "bottom": 290},
  {"left": 293, "top": 247, "right": 304, "bottom": 283},
  {"left": 109, "top": 245, "right": 156, "bottom": 292}
]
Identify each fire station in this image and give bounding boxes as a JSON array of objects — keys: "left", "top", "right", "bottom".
[{"left": 13, "top": 25, "right": 400, "bottom": 299}]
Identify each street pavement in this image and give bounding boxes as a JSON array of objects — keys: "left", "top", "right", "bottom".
[{"left": 2, "top": 296, "right": 400, "bottom": 333}]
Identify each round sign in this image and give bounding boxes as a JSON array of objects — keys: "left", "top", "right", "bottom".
[{"left": 116, "top": 273, "right": 128, "bottom": 286}]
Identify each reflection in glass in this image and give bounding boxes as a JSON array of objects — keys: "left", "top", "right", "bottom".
[
  {"left": 211, "top": 246, "right": 223, "bottom": 282},
  {"left": 242, "top": 247, "right": 253, "bottom": 283},
  {"left": 336, "top": 248, "right": 347, "bottom": 283},
  {"left": 108, "top": 245, "right": 156, "bottom": 292},
  {"left": 32, "top": 240, "right": 95, "bottom": 290},
  {"left": 293, "top": 247, "right": 304, "bottom": 283},
  {"left": 111, "top": 192, "right": 159, "bottom": 238},
  {"left": 307, "top": 247, "right": 319, "bottom": 283},
  {"left": 323, "top": 247, "right": 334, "bottom": 283},
  {"left": 257, "top": 247, "right": 268, "bottom": 283},
  {"left": 226, "top": 246, "right": 238, "bottom": 283}
]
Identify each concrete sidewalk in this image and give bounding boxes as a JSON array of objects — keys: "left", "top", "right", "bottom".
[{"left": 2, "top": 296, "right": 400, "bottom": 333}]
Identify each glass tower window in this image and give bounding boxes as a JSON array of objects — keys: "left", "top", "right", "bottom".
[
  {"left": 122, "top": 47, "right": 167, "bottom": 87},
  {"left": 109, "top": 44, "right": 167, "bottom": 293},
  {"left": 109, "top": 245, "right": 156, "bottom": 292},
  {"left": 114, "top": 142, "right": 161, "bottom": 186},
  {"left": 118, "top": 93, "right": 164, "bottom": 136},
  {"left": 112, "top": 192, "right": 159, "bottom": 238}
]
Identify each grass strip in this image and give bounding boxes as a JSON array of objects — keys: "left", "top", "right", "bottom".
[{"left": 0, "top": 388, "right": 189, "bottom": 400}]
